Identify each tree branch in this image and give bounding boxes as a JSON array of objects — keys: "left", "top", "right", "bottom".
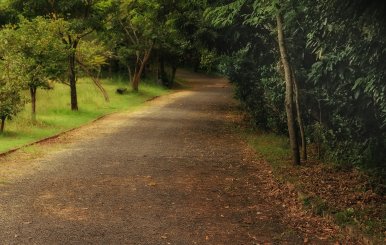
[
  {"left": 75, "top": 59, "right": 110, "bottom": 102},
  {"left": 79, "top": 29, "right": 95, "bottom": 39},
  {"left": 119, "top": 19, "right": 137, "bottom": 45}
]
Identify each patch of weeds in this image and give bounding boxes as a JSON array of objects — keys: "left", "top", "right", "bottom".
[
  {"left": 300, "top": 195, "right": 329, "bottom": 216},
  {"left": 351, "top": 206, "right": 386, "bottom": 240},
  {"left": 366, "top": 168, "right": 386, "bottom": 196},
  {"left": 302, "top": 196, "right": 312, "bottom": 207},
  {"left": 334, "top": 208, "right": 356, "bottom": 227},
  {"left": 362, "top": 218, "right": 382, "bottom": 236},
  {"left": 312, "top": 197, "right": 329, "bottom": 216}
]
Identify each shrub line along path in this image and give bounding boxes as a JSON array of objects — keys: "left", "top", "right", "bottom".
[{"left": 0, "top": 71, "right": 346, "bottom": 244}]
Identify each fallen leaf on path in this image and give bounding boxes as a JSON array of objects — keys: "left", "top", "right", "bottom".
[{"left": 147, "top": 181, "right": 157, "bottom": 187}]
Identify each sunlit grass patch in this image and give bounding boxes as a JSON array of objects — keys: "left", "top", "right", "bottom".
[{"left": 0, "top": 76, "right": 168, "bottom": 153}]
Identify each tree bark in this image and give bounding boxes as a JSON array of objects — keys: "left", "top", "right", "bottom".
[
  {"left": 0, "top": 116, "right": 5, "bottom": 133},
  {"left": 132, "top": 61, "right": 141, "bottom": 92},
  {"left": 132, "top": 44, "right": 154, "bottom": 92},
  {"left": 276, "top": 12, "right": 300, "bottom": 165},
  {"left": 69, "top": 40, "right": 79, "bottom": 111},
  {"left": 30, "top": 86, "right": 37, "bottom": 122},
  {"left": 291, "top": 69, "right": 307, "bottom": 161}
]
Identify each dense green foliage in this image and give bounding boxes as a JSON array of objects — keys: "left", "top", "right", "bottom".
[
  {"left": 2, "top": 17, "right": 68, "bottom": 120},
  {"left": 0, "top": 25, "right": 24, "bottom": 132},
  {"left": 206, "top": 0, "right": 386, "bottom": 173},
  {"left": 0, "top": 0, "right": 207, "bottom": 122},
  {"left": 0, "top": 0, "right": 384, "bottom": 240},
  {"left": 0, "top": 0, "right": 385, "bottom": 172}
]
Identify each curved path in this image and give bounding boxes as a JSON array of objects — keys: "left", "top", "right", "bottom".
[{"left": 0, "top": 71, "right": 328, "bottom": 244}]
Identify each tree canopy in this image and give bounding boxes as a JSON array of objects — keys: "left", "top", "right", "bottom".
[{"left": 0, "top": 0, "right": 385, "bottom": 173}]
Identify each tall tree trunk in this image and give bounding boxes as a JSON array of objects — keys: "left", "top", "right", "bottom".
[
  {"left": 132, "top": 61, "right": 141, "bottom": 92},
  {"left": 30, "top": 86, "right": 37, "bottom": 122},
  {"left": 132, "top": 44, "right": 154, "bottom": 92},
  {"left": 291, "top": 69, "right": 307, "bottom": 161},
  {"left": 132, "top": 52, "right": 140, "bottom": 90},
  {"left": 276, "top": 13, "right": 300, "bottom": 165},
  {"left": 69, "top": 40, "right": 78, "bottom": 111},
  {"left": 0, "top": 116, "right": 5, "bottom": 133},
  {"left": 142, "top": 63, "right": 147, "bottom": 78}
]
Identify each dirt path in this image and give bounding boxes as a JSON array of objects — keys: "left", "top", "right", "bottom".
[{"left": 0, "top": 70, "right": 339, "bottom": 244}]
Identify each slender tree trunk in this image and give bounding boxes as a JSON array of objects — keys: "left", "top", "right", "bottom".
[
  {"left": 132, "top": 60, "right": 147, "bottom": 92},
  {"left": 0, "top": 116, "right": 5, "bottom": 133},
  {"left": 317, "top": 100, "right": 322, "bottom": 159},
  {"left": 291, "top": 69, "right": 307, "bottom": 161},
  {"left": 276, "top": 13, "right": 300, "bottom": 165},
  {"left": 133, "top": 52, "right": 140, "bottom": 80},
  {"left": 69, "top": 40, "right": 79, "bottom": 111},
  {"left": 132, "top": 62, "right": 141, "bottom": 92},
  {"left": 171, "top": 66, "right": 177, "bottom": 85},
  {"left": 132, "top": 44, "right": 154, "bottom": 92},
  {"left": 30, "top": 86, "right": 37, "bottom": 122},
  {"left": 142, "top": 63, "right": 147, "bottom": 78}
]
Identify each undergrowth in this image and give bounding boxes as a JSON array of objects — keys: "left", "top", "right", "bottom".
[{"left": 241, "top": 128, "right": 385, "bottom": 243}]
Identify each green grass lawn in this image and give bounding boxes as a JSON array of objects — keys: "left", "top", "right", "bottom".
[{"left": 0, "top": 76, "right": 168, "bottom": 153}]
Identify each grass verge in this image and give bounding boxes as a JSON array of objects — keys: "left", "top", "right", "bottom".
[
  {"left": 0, "top": 75, "right": 169, "bottom": 153},
  {"left": 241, "top": 129, "right": 385, "bottom": 243}
]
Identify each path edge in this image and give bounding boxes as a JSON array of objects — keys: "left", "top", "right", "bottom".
[{"left": 0, "top": 95, "right": 164, "bottom": 158}]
